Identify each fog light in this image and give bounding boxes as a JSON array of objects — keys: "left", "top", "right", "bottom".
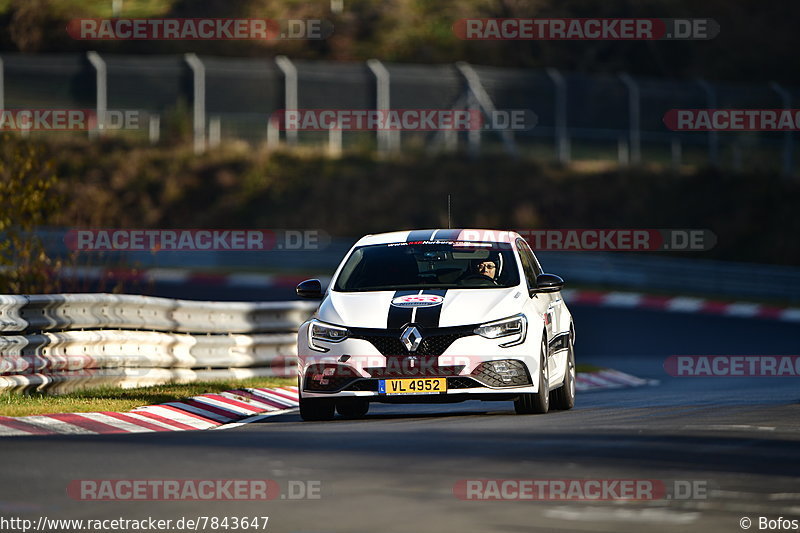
[{"left": 491, "top": 361, "right": 520, "bottom": 382}]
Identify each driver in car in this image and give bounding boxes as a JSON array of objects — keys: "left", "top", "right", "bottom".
[
  {"left": 475, "top": 259, "right": 498, "bottom": 280},
  {"left": 458, "top": 253, "right": 501, "bottom": 285}
]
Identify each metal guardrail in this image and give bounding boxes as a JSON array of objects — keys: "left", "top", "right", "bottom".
[
  {"left": 0, "top": 294, "right": 316, "bottom": 393},
  {"left": 0, "top": 293, "right": 316, "bottom": 333}
]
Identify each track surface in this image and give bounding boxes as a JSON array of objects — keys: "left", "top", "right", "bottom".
[{"left": 1, "top": 296, "right": 798, "bottom": 533}]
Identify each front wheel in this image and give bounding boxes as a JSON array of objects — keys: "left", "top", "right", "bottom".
[
  {"left": 299, "top": 396, "right": 336, "bottom": 421},
  {"left": 336, "top": 398, "right": 370, "bottom": 419},
  {"left": 514, "top": 337, "right": 550, "bottom": 414}
]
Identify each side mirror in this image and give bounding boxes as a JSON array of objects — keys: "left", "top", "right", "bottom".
[
  {"left": 532, "top": 273, "right": 564, "bottom": 294},
  {"left": 296, "top": 279, "right": 324, "bottom": 299}
]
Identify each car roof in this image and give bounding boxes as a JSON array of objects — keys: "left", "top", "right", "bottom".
[{"left": 354, "top": 229, "right": 522, "bottom": 247}]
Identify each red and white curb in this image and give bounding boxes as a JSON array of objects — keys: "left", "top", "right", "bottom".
[
  {"left": 0, "top": 386, "right": 299, "bottom": 437},
  {"left": 563, "top": 289, "right": 800, "bottom": 323},
  {"left": 576, "top": 369, "right": 658, "bottom": 391},
  {"left": 0, "top": 370, "right": 654, "bottom": 436}
]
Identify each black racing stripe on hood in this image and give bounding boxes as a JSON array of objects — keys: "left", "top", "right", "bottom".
[
  {"left": 406, "top": 230, "right": 436, "bottom": 242},
  {"left": 414, "top": 289, "right": 448, "bottom": 328},
  {"left": 387, "top": 289, "right": 417, "bottom": 329}
]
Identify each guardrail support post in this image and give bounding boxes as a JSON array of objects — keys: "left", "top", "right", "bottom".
[
  {"left": 184, "top": 53, "right": 206, "bottom": 154},
  {"left": 149, "top": 114, "right": 160, "bottom": 144},
  {"left": 770, "top": 81, "right": 794, "bottom": 179},
  {"left": 618, "top": 72, "right": 641, "bottom": 164},
  {"left": 328, "top": 119, "right": 342, "bottom": 156},
  {"left": 697, "top": 79, "right": 719, "bottom": 168},
  {"left": 87, "top": 51, "right": 107, "bottom": 139},
  {"left": 546, "top": 67, "right": 570, "bottom": 164},
  {"left": 617, "top": 136, "right": 629, "bottom": 166},
  {"left": 671, "top": 137, "right": 682, "bottom": 173},
  {"left": 276, "top": 55, "right": 298, "bottom": 146},
  {"left": 208, "top": 116, "right": 221, "bottom": 148}
]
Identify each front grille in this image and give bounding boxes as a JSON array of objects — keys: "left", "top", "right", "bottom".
[
  {"left": 350, "top": 326, "right": 474, "bottom": 357},
  {"left": 364, "top": 363, "right": 465, "bottom": 378},
  {"left": 343, "top": 379, "right": 379, "bottom": 392},
  {"left": 447, "top": 377, "right": 482, "bottom": 389},
  {"left": 471, "top": 360, "right": 532, "bottom": 387}
]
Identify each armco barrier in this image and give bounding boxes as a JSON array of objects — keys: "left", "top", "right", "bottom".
[
  {"left": 3, "top": 293, "right": 316, "bottom": 333},
  {"left": 0, "top": 293, "right": 315, "bottom": 394}
]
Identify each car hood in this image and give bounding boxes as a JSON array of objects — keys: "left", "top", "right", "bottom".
[{"left": 317, "top": 287, "right": 525, "bottom": 329}]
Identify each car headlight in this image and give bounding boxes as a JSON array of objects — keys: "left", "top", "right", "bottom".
[
  {"left": 473, "top": 314, "right": 527, "bottom": 347},
  {"left": 308, "top": 320, "right": 350, "bottom": 352}
]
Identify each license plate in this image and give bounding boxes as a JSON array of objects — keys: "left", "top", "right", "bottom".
[{"left": 379, "top": 377, "right": 447, "bottom": 395}]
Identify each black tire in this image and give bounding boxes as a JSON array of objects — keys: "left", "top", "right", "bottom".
[
  {"left": 514, "top": 337, "right": 550, "bottom": 414},
  {"left": 299, "top": 396, "right": 336, "bottom": 421},
  {"left": 551, "top": 331, "right": 576, "bottom": 411},
  {"left": 336, "top": 398, "right": 370, "bottom": 419}
]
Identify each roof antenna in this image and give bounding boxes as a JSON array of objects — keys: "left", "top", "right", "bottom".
[{"left": 447, "top": 194, "right": 452, "bottom": 229}]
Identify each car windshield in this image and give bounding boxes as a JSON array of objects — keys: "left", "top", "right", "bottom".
[{"left": 334, "top": 241, "right": 520, "bottom": 292}]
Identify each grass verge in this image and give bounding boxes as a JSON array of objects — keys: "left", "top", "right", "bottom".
[{"left": 0, "top": 377, "right": 295, "bottom": 418}]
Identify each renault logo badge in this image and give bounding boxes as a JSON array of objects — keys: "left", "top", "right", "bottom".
[{"left": 400, "top": 326, "right": 422, "bottom": 352}]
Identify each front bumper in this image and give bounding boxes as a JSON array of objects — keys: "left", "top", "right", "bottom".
[{"left": 298, "top": 322, "right": 543, "bottom": 400}]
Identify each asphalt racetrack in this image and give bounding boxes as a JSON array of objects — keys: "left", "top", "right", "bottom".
[{"left": 1, "top": 290, "right": 798, "bottom": 533}]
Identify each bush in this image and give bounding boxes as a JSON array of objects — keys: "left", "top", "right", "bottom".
[{"left": 0, "top": 136, "right": 63, "bottom": 293}]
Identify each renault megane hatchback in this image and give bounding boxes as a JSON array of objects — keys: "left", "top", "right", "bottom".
[{"left": 295, "top": 229, "right": 576, "bottom": 421}]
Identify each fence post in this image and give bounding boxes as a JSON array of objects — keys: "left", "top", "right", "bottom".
[
  {"left": 770, "top": 81, "right": 794, "bottom": 178},
  {"left": 275, "top": 55, "right": 298, "bottom": 146},
  {"left": 697, "top": 79, "right": 719, "bottom": 168},
  {"left": 456, "top": 61, "right": 517, "bottom": 157},
  {"left": 466, "top": 90, "right": 481, "bottom": 158},
  {"left": 0, "top": 56, "right": 4, "bottom": 112},
  {"left": 618, "top": 72, "right": 641, "bottom": 164},
  {"left": 546, "top": 67, "right": 569, "bottom": 164},
  {"left": 366, "top": 59, "right": 397, "bottom": 154},
  {"left": 184, "top": 53, "right": 206, "bottom": 154},
  {"left": 87, "top": 51, "right": 107, "bottom": 139}
]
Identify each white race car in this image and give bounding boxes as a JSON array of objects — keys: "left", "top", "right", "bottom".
[{"left": 295, "top": 229, "right": 576, "bottom": 421}]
